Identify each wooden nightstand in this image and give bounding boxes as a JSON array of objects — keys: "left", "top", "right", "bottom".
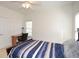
[
  {"left": 6, "top": 46, "right": 13, "bottom": 55},
  {"left": 12, "top": 36, "right": 18, "bottom": 46}
]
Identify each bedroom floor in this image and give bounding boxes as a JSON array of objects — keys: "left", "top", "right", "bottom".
[{"left": 0, "top": 48, "right": 8, "bottom": 58}]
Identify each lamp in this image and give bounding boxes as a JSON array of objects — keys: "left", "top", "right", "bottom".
[
  {"left": 77, "top": 28, "right": 79, "bottom": 32},
  {"left": 77, "top": 28, "right": 79, "bottom": 41},
  {"left": 22, "top": 27, "right": 24, "bottom": 34}
]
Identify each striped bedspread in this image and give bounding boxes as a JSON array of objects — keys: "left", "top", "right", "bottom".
[{"left": 9, "top": 39, "right": 64, "bottom": 58}]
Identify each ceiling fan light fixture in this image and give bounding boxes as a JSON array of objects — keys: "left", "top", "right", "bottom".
[
  {"left": 22, "top": 2, "right": 31, "bottom": 9},
  {"left": 22, "top": 3, "right": 26, "bottom": 8},
  {"left": 26, "top": 3, "right": 30, "bottom": 8}
]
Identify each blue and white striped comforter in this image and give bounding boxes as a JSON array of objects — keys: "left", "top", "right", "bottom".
[{"left": 9, "top": 39, "right": 64, "bottom": 58}]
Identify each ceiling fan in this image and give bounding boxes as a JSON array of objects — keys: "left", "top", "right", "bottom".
[{"left": 21, "top": 1, "right": 39, "bottom": 9}]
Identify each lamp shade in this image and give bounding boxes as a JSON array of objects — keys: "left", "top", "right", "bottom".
[{"left": 77, "top": 28, "right": 79, "bottom": 32}]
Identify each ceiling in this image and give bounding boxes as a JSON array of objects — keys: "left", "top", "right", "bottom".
[
  {"left": 0, "top": 1, "right": 42, "bottom": 15},
  {"left": 0, "top": 1, "right": 74, "bottom": 16}
]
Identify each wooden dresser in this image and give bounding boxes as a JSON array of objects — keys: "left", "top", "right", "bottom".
[{"left": 12, "top": 36, "right": 18, "bottom": 46}]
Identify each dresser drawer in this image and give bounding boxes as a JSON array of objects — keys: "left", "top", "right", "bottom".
[{"left": 12, "top": 36, "right": 18, "bottom": 46}]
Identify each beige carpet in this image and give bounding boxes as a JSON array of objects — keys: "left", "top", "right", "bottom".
[{"left": 0, "top": 48, "right": 8, "bottom": 58}]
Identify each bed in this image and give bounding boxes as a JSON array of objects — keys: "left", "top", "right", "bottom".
[
  {"left": 9, "top": 39, "right": 64, "bottom": 58},
  {"left": 64, "top": 40, "right": 79, "bottom": 58}
]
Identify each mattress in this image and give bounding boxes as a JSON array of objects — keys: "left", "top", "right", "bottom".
[{"left": 9, "top": 39, "right": 64, "bottom": 58}]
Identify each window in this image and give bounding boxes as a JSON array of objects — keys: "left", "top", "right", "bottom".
[
  {"left": 75, "top": 13, "right": 79, "bottom": 41},
  {"left": 26, "top": 21, "right": 32, "bottom": 36}
]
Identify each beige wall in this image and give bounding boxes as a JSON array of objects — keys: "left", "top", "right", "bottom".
[
  {"left": 25, "top": 2, "right": 74, "bottom": 43},
  {"left": 1, "top": 1, "right": 79, "bottom": 48},
  {"left": 0, "top": 6, "right": 25, "bottom": 48}
]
